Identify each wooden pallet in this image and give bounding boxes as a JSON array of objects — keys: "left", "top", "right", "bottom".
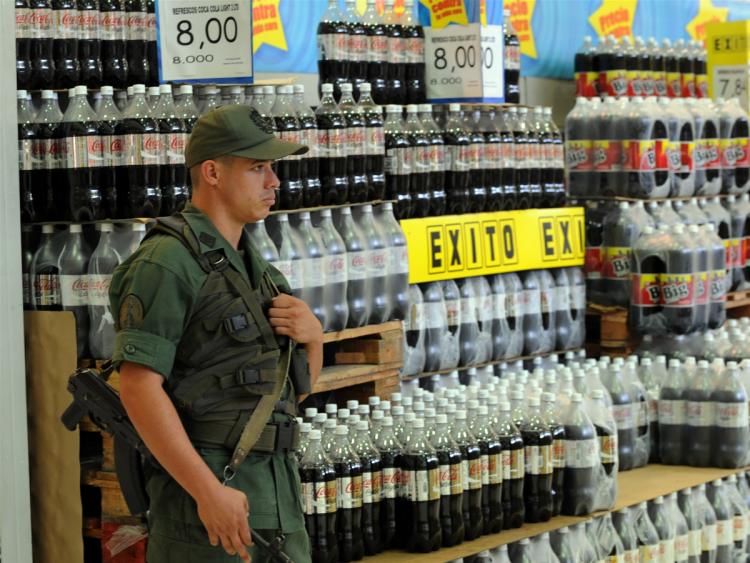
[
  {"left": 727, "top": 289, "right": 750, "bottom": 316},
  {"left": 585, "top": 304, "right": 639, "bottom": 357}
]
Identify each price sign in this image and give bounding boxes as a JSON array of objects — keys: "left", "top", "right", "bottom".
[
  {"left": 712, "top": 65, "right": 749, "bottom": 108},
  {"left": 156, "top": 0, "right": 253, "bottom": 84},
  {"left": 424, "top": 24, "right": 504, "bottom": 103}
]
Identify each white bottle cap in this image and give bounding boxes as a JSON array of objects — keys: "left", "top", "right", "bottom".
[
  {"left": 449, "top": 103, "right": 461, "bottom": 112},
  {"left": 159, "top": 84, "right": 172, "bottom": 94},
  {"left": 132, "top": 84, "right": 146, "bottom": 94},
  {"left": 69, "top": 224, "right": 83, "bottom": 234},
  {"left": 309, "top": 429, "right": 321, "bottom": 440},
  {"left": 148, "top": 86, "right": 160, "bottom": 97},
  {"left": 359, "top": 82, "right": 371, "bottom": 93},
  {"left": 293, "top": 84, "right": 305, "bottom": 94},
  {"left": 321, "top": 83, "right": 334, "bottom": 93},
  {"left": 179, "top": 85, "right": 193, "bottom": 95}
]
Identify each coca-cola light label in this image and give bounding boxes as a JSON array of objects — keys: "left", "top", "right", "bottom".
[{"left": 60, "top": 275, "right": 89, "bottom": 307}]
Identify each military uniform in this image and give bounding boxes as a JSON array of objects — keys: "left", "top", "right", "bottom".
[{"left": 110, "top": 202, "right": 312, "bottom": 562}]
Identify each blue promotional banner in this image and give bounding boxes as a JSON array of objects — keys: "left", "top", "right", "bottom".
[{"left": 251, "top": 0, "right": 750, "bottom": 80}]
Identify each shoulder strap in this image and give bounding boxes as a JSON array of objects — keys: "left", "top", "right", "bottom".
[{"left": 145, "top": 214, "right": 216, "bottom": 274}]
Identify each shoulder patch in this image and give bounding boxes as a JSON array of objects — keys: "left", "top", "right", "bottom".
[{"left": 119, "top": 294, "right": 145, "bottom": 330}]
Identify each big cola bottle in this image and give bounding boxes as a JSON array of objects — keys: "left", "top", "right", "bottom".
[
  {"left": 336, "top": 207, "right": 369, "bottom": 327},
  {"left": 565, "top": 97, "right": 593, "bottom": 198},
  {"left": 357, "top": 83, "right": 385, "bottom": 202},
  {"left": 404, "top": 104, "right": 431, "bottom": 217},
  {"left": 711, "top": 362, "right": 749, "bottom": 469},
  {"left": 719, "top": 97, "right": 750, "bottom": 195},
  {"left": 18, "top": 91, "right": 36, "bottom": 223},
  {"left": 339, "top": 84, "right": 368, "bottom": 203},
  {"left": 688, "top": 98, "right": 722, "bottom": 196},
  {"left": 59, "top": 85, "right": 104, "bottom": 221},
  {"left": 452, "top": 410, "right": 483, "bottom": 540},
  {"left": 29, "top": 0, "right": 54, "bottom": 89},
  {"left": 293, "top": 85, "right": 322, "bottom": 208},
  {"left": 678, "top": 488, "right": 703, "bottom": 563},
  {"left": 521, "top": 397, "right": 553, "bottom": 523},
  {"left": 624, "top": 97, "right": 672, "bottom": 199},
  {"left": 353, "top": 421, "right": 382, "bottom": 555},
  {"left": 431, "top": 413, "right": 464, "bottom": 547},
  {"left": 384, "top": 104, "right": 412, "bottom": 219},
  {"left": 97, "top": 86, "right": 122, "bottom": 219},
  {"left": 399, "top": 418, "right": 441, "bottom": 552},
  {"left": 100, "top": 0, "right": 127, "bottom": 88},
  {"left": 272, "top": 85, "right": 304, "bottom": 210},
  {"left": 457, "top": 278, "right": 480, "bottom": 367},
  {"left": 318, "top": 209, "right": 348, "bottom": 332},
  {"left": 418, "top": 104, "right": 446, "bottom": 216},
  {"left": 297, "top": 212, "right": 327, "bottom": 331},
  {"left": 444, "top": 104, "right": 471, "bottom": 215},
  {"left": 153, "top": 84, "right": 188, "bottom": 215},
  {"left": 383, "top": 0, "right": 406, "bottom": 104},
  {"left": 374, "top": 416, "right": 400, "bottom": 549},
  {"left": 357, "top": 205, "right": 389, "bottom": 324},
  {"left": 330, "top": 426, "right": 364, "bottom": 561},
  {"left": 316, "top": 84, "right": 348, "bottom": 206},
  {"left": 317, "top": 0, "right": 349, "bottom": 100},
  {"left": 300, "top": 429, "right": 339, "bottom": 563},
  {"left": 574, "top": 36, "right": 596, "bottom": 98},
  {"left": 59, "top": 224, "right": 91, "bottom": 358},
  {"left": 52, "top": 0, "right": 79, "bottom": 88},
  {"left": 376, "top": 202, "right": 408, "bottom": 321},
  {"left": 116, "top": 84, "right": 161, "bottom": 218},
  {"left": 503, "top": 9, "right": 520, "bottom": 104}
]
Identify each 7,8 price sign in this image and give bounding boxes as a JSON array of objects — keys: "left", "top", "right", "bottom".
[{"left": 156, "top": 0, "right": 253, "bottom": 84}]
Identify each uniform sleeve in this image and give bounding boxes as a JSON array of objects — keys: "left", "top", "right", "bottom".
[{"left": 110, "top": 259, "right": 198, "bottom": 378}]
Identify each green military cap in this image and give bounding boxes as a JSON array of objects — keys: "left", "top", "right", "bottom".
[{"left": 185, "top": 104, "right": 308, "bottom": 168}]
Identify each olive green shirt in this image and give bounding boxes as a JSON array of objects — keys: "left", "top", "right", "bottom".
[{"left": 109, "top": 202, "right": 305, "bottom": 533}]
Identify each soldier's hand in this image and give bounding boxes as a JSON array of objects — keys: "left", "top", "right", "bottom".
[
  {"left": 197, "top": 484, "right": 253, "bottom": 561},
  {"left": 269, "top": 294, "right": 324, "bottom": 344}
]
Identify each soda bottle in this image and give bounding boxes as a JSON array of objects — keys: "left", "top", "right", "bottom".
[
  {"left": 457, "top": 278, "right": 480, "bottom": 367},
  {"left": 146, "top": 85, "right": 160, "bottom": 109},
  {"left": 503, "top": 9, "right": 520, "bottom": 104},
  {"left": 462, "top": 106, "right": 488, "bottom": 212},
  {"left": 565, "top": 97, "right": 594, "bottom": 198},
  {"left": 597, "top": 35, "right": 627, "bottom": 97},
  {"left": 16, "top": 1, "right": 32, "bottom": 89},
  {"left": 520, "top": 396, "right": 553, "bottom": 523},
  {"left": 519, "top": 106, "right": 544, "bottom": 208},
  {"left": 430, "top": 412, "right": 464, "bottom": 547},
  {"left": 330, "top": 425, "right": 364, "bottom": 561},
  {"left": 472, "top": 276, "right": 494, "bottom": 365},
  {"left": 18, "top": 90, "right": 37, "bottom": 223},
  {"left": 29, "top": 0, "right": 54, "bottom": 89},
  {"left": 621, "top": 36, "right": 640, "bottom": 97},
  {"left": 496, "top": 108, "right": 519, "bottom": 209},
  {"left": 339, "top": 83, "right": 368, "bottom": 204},
  {"left": 59, "top": 224, "right": 91, "bottom": 358},
  {"left": 691, "top": 98, "right": 723, "bottom": 196},
  {"left": 568, "top": 268, "right": 586, "bottom": 350},
  {"left": 443, "top": 103, "right": 471, "bottom": 215},
  {"left": 561, "top": 392, "right": 599, "bottom": 517},
  {"left": 30, "top": 89, "right": 58, "bottom": 214},
  {"left": 591, "top": 97, "right": 622, "bottom": 198},
  {"left": 632, "top": 501, "right": 661, "bottom": 562},
  {"left": 574, "top": 36, "right": 597, "bottom": 98},
  {"left": 712, "top": 361, "right": 749, "bottom": 468},
  {"left": 275, "top": 213, "right": 305, "bottom": 299},
  {"left": 174, "top": 85, "right": 199, "bottom": 133},
  {"left": 684, "top": 360, "right": 715, "bottom": 467},
  {"left": 356, "top": 205, "right": 389, "bottom": 324},
  {"left": 402, "top": 0, "right": 425, "bottom": 104},
  {"left": 374, "top": 416, "right": 400, "bottom": 549},
  {"left": 648, "top": 37, "right": 667, "bottom": 98},
  {"left": 695, "top": 483, "right": 720, "bottom": 563},
  {"left": 384, "top": 104, "right": 412, "bottom": 218},
  {"left": 100, "top": 0, "right": 127, "bottom": 88},
  {"left": 153, "top": 84, "right": 188, "bottom": 215},
  {"left": 335, "top": 206, "right": 370, "bottom": 327},
  {"left": 540, "top": 106, "right": 565, "bottom": 207},
  {"left": 247, "top": 219, "right": 279, "bottom": 266},
  {"left": 300, "top": 429, "right": 339, "bottom": 563},
  {"left": 317, "top": 0, "right": 349, "bottom": 100},
  {"left": 520, "top": 270, "right": 542, "bottom": 355},
  {"left": 472, "top": 404, "right": 503, "bottom": 534},
  {"left": 318, "top": 208, "right": 349, "bottom": 332},
  {"left": 52, "top": 0, "right": 78, "bottom": 87},
  {"left": 439, "top": 279, "right": 462, "bottom": 370},
  {"left": 403, "top": 284, "right": 425, "bottom": 377},
  {"left": 145, "top": 0, "right": 156, "bottom": 84},
  {"left": 343, "top": 0, "right": 367, "bottom": 94},
  {"left": 353, "top": 421, "right": 382, "bottom": 555},
  {"left": 115, "top": 84, "right": 161, "bottom": 218},
  {"left": 376, "top": 202, "right": 408, "bottom": 321},
  {"left": 355, "top": 84, "right": 385, "bottom": 202},
  {"left": 383, "top": 0, "right": 406, "bottom": 104},
  {"left": 87, "top": 223, "right": 121, "bottom": 359},
  {"left": 541, "top": 392, "right": 565, "bottom": 517},
  {"left": 297, "top": 212, "right": 328, "bottom": 331},
  {"left": 21, "top": 226, "right": 36, "bottom": 310},
  {"left": 361, "top": 0, "right": 387, "bottom": 104},
  {"left": 272, "top": 85, "right": 304, "bottom": 210},
  {"left": 636, "top": 36, "right": 655, "bottom": 97},
  {"left": 666, "top": 492, "right": 691, "bottom": 563},
  {"left": 675, "top": 39, "right": 695, "bottom": 99},
  {"left": 601, "top": 364, "right": 637, "bottom": 471},
  {"left": 648, "top": 496, "right": 677, "bottom": 563},
  {"left": 678, "top": 488, "right": 704, "bottom": 563},
  {"left": 550, "top": 526, "right": 577, "bottom": 563},
  {"left": 623, "top": 97, "right": 672, "bottom": 198},
  {"left": 537, "top": 269, "right": 558, "bottom": 355},
  {"left": 31, "top": 225, "right": 62, "bottom": 311},
  {"left": 693, "top": 40, "right": 709, "bottom": 99},
  {"left": 316, "top": 83, "right": 349, "bottom": 206},
  {"left": 658, "top": 358, "right": 687, "bottom": 465},
  {"left": 662, "top": 38, "right": 680, "bottom": 99},
  {"left": 723, "top": 474, "right": 748, "bottom": 558},
  {"left": 664, "top": 223, "right": 700, "bottom": 334},
  {"left": 476, "top": 108, "right": 503, "bottom": 211},
  {"left": 451, "top": 409, "right": 482, "bottom": 540},
  {"left": 59, "top": 85, "right": 104, "bottom": 222},
  {"left": 124, "top": 0, "right": 148, "bottom": 84},
  {"left": 630, "top": 225, "right": 667, "bottom": 333},
  {"left": 488, "top": 275, "right": 510, "bottom": 361},
  {"left": 720, "top": 97, "right": 750, "bottom": 195},
  {"left": 292, "top": 85, "right": 322, "bottom": 208},
  {"left": 706, "top": 480, "right": 733, "bottom": 563},
  {"left": 95, "top": 86, "right": 121, "bottom": 219},
  {"left": 418, "top": 104, "right": 446, "bottom": 216},
  {"left": 404, "top": 104, "right": 431, "bottom": 217}
]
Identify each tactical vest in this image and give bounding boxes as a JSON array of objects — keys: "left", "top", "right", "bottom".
[{"left": 144, "top": 214, "right": 304, "bottom": 450}]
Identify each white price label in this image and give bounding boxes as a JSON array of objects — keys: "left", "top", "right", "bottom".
[
  {"left": 424, "top": 24, "right": 504, "bottom": 102},
  {"left": 156, "top": 0, "right": 253, "bottom": 83}
]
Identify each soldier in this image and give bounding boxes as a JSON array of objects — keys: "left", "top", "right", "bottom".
[{"left": 110, "top": 104, "right": 322, "bottom": 562}]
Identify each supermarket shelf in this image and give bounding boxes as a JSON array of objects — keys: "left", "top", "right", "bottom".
[
  {"left": 322, "top": 321, "right": 402, "bottom": 344},
  {"left": 364, "top": 464, "right": 747, "bottom": 562},
  {"left": 571, "top": 194, "right": 732, "bottom": 203}
]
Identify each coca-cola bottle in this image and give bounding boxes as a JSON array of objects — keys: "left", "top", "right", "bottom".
[
  {"left": 21, "top": 225, "right": 36, "bottom": 310},
  {"left": 33, "top": 91, "right": 62, "bottom": 221},
  {"left": 317, "top": 0, "right": 349, "bottom": 100},
  {"left": 357, "top": 83, "right": 385, "bottom": 202},
  {"left": 479, "top": 107, "right": 503, "bottom": 212},
  {"left": 31, "top": 224, "right": 62, "bottom": 311},
  {"left": 115, "top": 84, "right": 161, "bottom": 218},
  {"left": 343, "top": 0, "right": 367, "bottom": 94},
  {"left": 336, "top": 206, "right": 370, "bottom": 327},
  {"left": 330, "top": 425, "right": 364, "bottom": 561},
  {"left": 521, "top": 396, "right": 553, "bottom": 523},
  {"left": 356, "top": 204, "right": 389, "bottom": 324},
  {"left": 293, "top": 84, "right": 323, "bottom": 208},
  {"left": 272, "top": 85, "right": 304, "bottom": 210},
  {"left": 404, "top": 104, "right": 431, "bottom": 217},
  {"left": 383, "top": 0, "right": 406, "bottom": 104},
  {"left": 542, "top": 392, "right": 565, "bottom": 517},
  {"left": 88, "top": 222, "right": 121, "bottom": 359},
  {"left": 495, "top": 109, "right": 519, "bottom": 210},
  {"left": 18, "top": 90, "right": 37, "bottom": 223},
  {"left": 100, "top": 0, "right": 127, "bottom": 88},
  {"left": 452, "top": 409, "right": 483, "bottom": 540},
  {"left": 403, "top": 0, "right": 425, "bottom": 104},
  {"left": 503, "top": 9, "right": 520, "bottom": 104},
  {"left": 296, "top": 212, "right": 328, "bottom": 330},
  {"left": 518, "top": 106, "right": 543, "bottom": 208},
  {"left": 353, "top": 420, "right": 382, "bottom": 555},
  {"left": 711, "top": 361, "right": 749, "bottom": 469},
  {"left": 473, "top": 405, "right": 504, "bottom": 534},
  {"left": 362, "top": 0, "right": 387, "bottom": 104},
  {"left": 124, "top": 0, "right": 148, "bottom": 84},
  {"left": 153, "top": 84, "right": 188, "bottom": 215},
  {"left": 418, "top": 104, "right": 446, "bottom": 216},
  {"left": 463, "top": 106, "right": 488, "bottom": 212},
  {"left": 59, "top": 85, "right": 104, "bottom": 221},
  {"left": 300, "top": 429, "right": 339, "bottom": 563},
  {"left": 444, "top": 104, "right": 471, "bottom": 215},
  {"left": 175, "top": 85, "right": 199, "bottom": 132},
  {"left": 16, "top": 1, "right": 32, "bottom": 89},
  {"left": 29, "top": 0, "right": 55, "bottom": 89},
  {"left": 146, "top": 0, "right": 156, "bottom": 84},
  {"left": 374, "top": 416, "right": 401, "bottom": 549},
  {"left": 430, "top": 413, "right": 465, "bottom": 547},
  {"left": 339, "top": 83, "right": 368, "bottom": 203},
  {"left": 376, "top": 202, "right": 409, "bottom": 321},
  {"left": 384, "top": 104, "right": 412, "bottom": 219},
  {"left": 59, "top": 224, "right": 91, "bottom": 358},
  {"left": 96, "top": 86, "right": 121, "bottom": 219},
  {"left": 78, "top": 0, "right": 102, "bottom": 88},
  {"left": 52, "top": 0, "right": 79, "bottom": 87},
  {"left": 318, "top": 209, "right": 348, "bottom": 332},
  {"left": 316, "top": 83, "right": 349, "bottom": 205}
]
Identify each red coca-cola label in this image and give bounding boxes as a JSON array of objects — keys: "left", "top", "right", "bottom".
[
  {"left": 585, "top": 247, "right": 603, "bottom": 279},
  {"left": 592, "top": 140, "right": 621, "bottom": 171},
  {"left": 631, "top": 273, "right": 660, "bottom": 306},
  {"left": 127, "top": 13, "right": 147, "bottom": 40},
  {"left": 661, "top": 274, "right": 695, "bottom": 307},
  {"left": 29, "top": 9, "right": 53, "bottom": 32},
  {"left": 78, "top": 10, "right": 99, "bottom": 39}
]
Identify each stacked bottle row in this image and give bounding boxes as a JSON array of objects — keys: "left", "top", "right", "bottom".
[
  {"left": 297, "top": 368, "right": 617, "bottom": 560},
  {"left": 686, "top": 318, "right": 750, "bottom": 361},
  {"left": 583, "top": 196, "right": 750, "bottom": 328},
  {"left": 565, "top": 96, "right": 749, "bottom": 199},
  {"left": 18, "top": 83, "right": 198, "bottom": 223},
  {"left": 503, "top": 475, "right": 750, "bottom": 563},
  {"left": 22, "top": 221, "right": 146, "bottom": 359},
  {"left": 402, "top": 268, "right": 585, "bottom": 377},
  {"left": 248, "top": 203, "right": 408, "bottom": 333},
  {"left": 574, "top": 35, "right": 708, "bottom": 99},
  {"left": 16, "top": 0, "right": 158, "bottom": 90}
]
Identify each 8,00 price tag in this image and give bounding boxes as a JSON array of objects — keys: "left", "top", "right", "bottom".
[{"left": 156, "top": 0, "right": 253, "bottom": 83}]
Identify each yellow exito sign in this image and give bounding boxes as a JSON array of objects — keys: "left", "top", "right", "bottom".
[{"left": 401, "top": 208, "right": 585, "bottom": 284}]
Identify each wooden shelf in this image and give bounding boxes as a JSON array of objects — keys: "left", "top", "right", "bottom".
[
  {"left": 322, "top": 321, "right": 402, "bottom": 344},
  {"left": 313, "top": 364, "right": 401, "bottom": 394},
  {"left": 364, "top": 464, "right": 747, "bottom": 562}
]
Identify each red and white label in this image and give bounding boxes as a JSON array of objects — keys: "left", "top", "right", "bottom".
[
  {"left": 658, "top": 399, "right": 686, "bottom": 425},
  {"left": 631, "top": 273, "right": 661, "bottom": 306},
  {"left": 592, "top": 140, "right": 621, "bottom": 171},
  {"left": 56, "top": 9, "right": 78, "bottom": 39},
  {"left": 60, "top": 275, "right": 88, "bottom": 307},
  {"left": 88, "top": 274, "right": 112, "bottom": 307},
  {"left": 661, "top": 273, "right": 694, "bottom": 307},
  {"left": 100, "top": 11, "right": 125, "bottom": 40},
  {"left": 715, "top": 402, "right": 749, "bottom": 428}
]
